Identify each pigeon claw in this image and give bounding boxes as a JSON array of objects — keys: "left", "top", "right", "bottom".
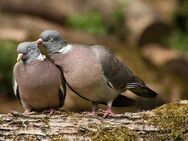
[
  {"left": 99, "top": 108, "right": 115, "bottom": 118},
  {"left": 43, "top": 108, "right": 61, "bottom": 115}
]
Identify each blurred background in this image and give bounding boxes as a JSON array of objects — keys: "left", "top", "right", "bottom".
[{"left": 0, "top": 0, "right": 188, "bottom": 113}]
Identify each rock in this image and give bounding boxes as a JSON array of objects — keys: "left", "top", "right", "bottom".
[
  {"left": 142, "top": 44, "right": 180, "bottom": 66},
  {"left": 142, "top": 44, "right": 188, "bottom": 84},
  {"left": 0, "top": 27, "right": 28, "bottom": 42},
  {"left": 166, "top": 57, "right": 188, "bottom": 83},
  {"left": 124, "top": 0, "right": 171, "bottom": 46},
  {"left": 142, "top": 0, "right": 178, "bottom": 22}
]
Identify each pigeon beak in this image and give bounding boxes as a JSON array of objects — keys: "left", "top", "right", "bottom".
[
  {"left": 17, "top": 53, "right": 27, "bottom": 62},
  {"left": 36, "top": 38, "right": 43, "bottom": 44},
  {"left": 17, "top": 53, "right": 23, "bottom": 62}
]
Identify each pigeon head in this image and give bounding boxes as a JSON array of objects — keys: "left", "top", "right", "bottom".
[
  {"left": 36, "top": 30, "right": 67, "bottom": 55},
  {"left": 17, "top": 42, "right": 41, "bottom": 63}
]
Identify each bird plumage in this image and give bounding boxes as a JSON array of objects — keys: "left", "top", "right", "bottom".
[
  {"left": 13, "top": 42, "right": 66, "bottom": 112},
  {"left": 37, "top": 30, "right": 158, "bottom": 115}
]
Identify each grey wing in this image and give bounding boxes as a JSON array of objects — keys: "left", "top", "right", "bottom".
[
  {"left": 12, "top": 73, "right": 20, "bottom": 100},
  {"left": 91, "top": 45, "right": 134, "bottom": 91},
  {"left": 57, "top": 65, "right": 67, "bottom": 107},
  {"left": 92, "top": 45, "right": 158, "bottom": 98}
]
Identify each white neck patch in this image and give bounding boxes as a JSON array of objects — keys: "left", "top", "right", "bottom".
[
  {"left": 37, "top": 53, "right": 46, "bottom": 61},
  {"left": 58, "top": 44, "right": 73, "bottom": 54}
]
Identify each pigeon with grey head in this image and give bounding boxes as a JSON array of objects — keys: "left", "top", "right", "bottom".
[
  {"left": 13, "top": 42, "right": 66, "bottom": 113},
  {"left": 36, "top": 30, "right": 158, "bottom": 116}
]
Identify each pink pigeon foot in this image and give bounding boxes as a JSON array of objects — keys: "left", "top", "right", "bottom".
[
  {"left": 24, "top": 110, "right": 37, "bottom": 115},
  {"left": 99, "top": 108, "right": 115, "bottom": 118},
  {"left": 43, "top": 108, "right": 61, "bottom": 115},
  {"left": 84, "top": 102, "right": 98, "bottom": 116},
  {"left": 83, "top": 109, "right": 97, "bottom": 116}
]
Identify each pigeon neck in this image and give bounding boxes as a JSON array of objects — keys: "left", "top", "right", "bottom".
[
  {"left": 58, "top": 44, "right": 73, "bottom": 54},
  {"left": 24, "top": 52, "right": 44, "bottom": 64},
  {"left": 47, "top": 41, "right": 68, "bottom": 55},
  {"left": 36, "top": 53, "right": 46, "bottom": 61}
]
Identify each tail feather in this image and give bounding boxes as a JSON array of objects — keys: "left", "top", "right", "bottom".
[{"left": 126, "top": 83, "right": 158, "bottom": 98}]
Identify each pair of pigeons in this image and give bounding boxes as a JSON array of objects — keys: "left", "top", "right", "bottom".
[{"left": 13, "top": 30, "right": 158, "bottom": 116}]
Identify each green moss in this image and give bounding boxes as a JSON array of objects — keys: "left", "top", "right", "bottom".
[
  {"left": 170, "top": 0, "right": 188, "bottom": 53},
  {"left": 13, "top": 136, "right": 37, "bottom": 141},
  {"left": 42, "top": 115, "right": 50, "bottom": 125},
  {"left": 66, "top": 7, "right": 125, "bottom": 37},
  {"left": 0, "top": 40, "right": 17, "bottom": 94},
  {"left": 90, "top": 126, "right": 138, "bottom": 141},
  {"left": 149, "top": 101, "right": 188, "bottom": 140},
  {"left": 169, "top": 31, "right": 188, "bottom": 53},
  {"left": 40, "top": 116, "right": 50, "bottom": 133},
  {"left": 66, "top": 11, "right": 106, "bottom": 35},
  {"left": 0, "top": 117, "right": 2, "bottom": 124},
  {"left": 50, "top": 135, "right": 68, "bottom": 141},
  {"left": 24, "top": 137, "right": 36, "bottom": 141},
  {"left": 107, "top": 7, "right": 125, "bottom": 39}
]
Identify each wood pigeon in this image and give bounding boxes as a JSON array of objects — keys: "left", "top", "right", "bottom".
[
  {"left": 36, "top": 30, "right": 158, "bottom": 116},
  {"left": 13, "top": 42, "right": 66, "bottom": 113}
]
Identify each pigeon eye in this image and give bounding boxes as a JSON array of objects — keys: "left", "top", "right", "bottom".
[
  {"left": 49, "top": 38, "right": 53, "bottom": 41},
  {"left": 28, "top": 48, "right": 31, "bottom": 52}
]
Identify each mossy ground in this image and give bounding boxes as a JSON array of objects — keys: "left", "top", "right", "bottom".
[
  {"left": 90, "top": 126, "right": 138, "bottom": 141},
  {"left": 23, "top": 103, "right": 188, "bottom": 140},
  {"left": 51, "top": 135, "right": 68, "bottom": 141},
  {"left": 148, "top": 101, "right": 188, "bottom": 140},
  {"left": 1, "top": 102, "right": 188, "bottom": 140}
]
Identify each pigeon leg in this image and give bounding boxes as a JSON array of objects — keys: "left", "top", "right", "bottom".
[
  {"left": 22, "top": 102, "right": 36, "bottom": 115},
  {"left": 100, "top": 101, "right": 114, "bottom": 117},
  {"left": 84, "top": 102, "right": 98, "bottom": 116},
  {"left": 103, "top": 107, "right": 114, "bottom": 118},
  {"left": 92, "top": 101, "right": 98, "bottom": 113},
  {"left": 24, "top": 110, "right": 37, "bottom": 115}
]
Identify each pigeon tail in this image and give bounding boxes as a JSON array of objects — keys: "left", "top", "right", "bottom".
[{"left": 126, "top": 76, "right": 158, "bottom": 98}]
